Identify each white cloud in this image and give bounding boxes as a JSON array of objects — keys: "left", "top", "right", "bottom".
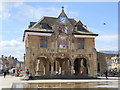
[
  {"left": 0, "top": 2, "right": 61, "bottom": 21},
  {"left": 88, "top": 27, "right": 118, "bottom": 42},
  {"left": 16, "top": 5, "right": 61, "bottom": 21},
  {"left": 0, "top": 40, "right": 21, "bottom": 47},
  {"left": 95, "top": 34, "right": 118, "bottom": 51},
  {"left": 0, "top": 40, "right": 24, "bottom": 61},
  {"left": 0, "top": 35, "right": 2, "bottom": 41},
  {"left": 88, "top": 26, "right": 118, "bottom": 51},
  {"left": 0, "top": 2, "right": 24, "bottom": 20},
  {"left": 15, "top": 4, "right": 79, "bottom": 21},
  {"left": 96, "top": 34, "right": 118, "bottom": 42},
  {"left": 96, "top": 45, "right": 118, "bottom": 51},
  {"left": 0, "top": 2, "right": 78, "bottom": 21}
]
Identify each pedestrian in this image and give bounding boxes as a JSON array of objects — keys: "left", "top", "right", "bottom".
[
  {"left": 80, "top": 70, "right": 83, "bottom": 74},
  {"left": 3, "top": 70, "right": 6, "bottom": 78},
  {"left": 13, "top": 69, "right": 15, "bottom": 74},
  {"left": 24, "top": 69, "right": 29, "bottom": 80},
  {"left": 104, "top": 70, "right": 108, "bottom": 79}
]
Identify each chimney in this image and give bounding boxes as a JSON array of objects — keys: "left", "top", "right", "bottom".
[
  {"left": 15, "top": 58, "right": 17, "bottom": 60},
  {"left": 12, "top": 57, "right": 14, "bottom": 59}
]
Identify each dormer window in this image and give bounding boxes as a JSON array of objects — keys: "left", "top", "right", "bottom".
[
  {"left": 40, "top": 23, "right": 52, "bottom": 30},
  {"left": 77, "top": 25, "right": 84, "bottom": 31},
  {"left": 41, "top": 23, "right": 48, "bottom": 29}
]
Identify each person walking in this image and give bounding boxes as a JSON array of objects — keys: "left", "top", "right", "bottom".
[
  {"left": 25, "top": 69, "right": 30, "bottom": 80},
  {"left": 3, "top": 70, "right": 6, "bottom": 78},
  {"left": 104, "top": 70, "right": 108, "bottom": 79}
]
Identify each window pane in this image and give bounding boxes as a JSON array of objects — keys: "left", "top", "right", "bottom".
[
  {"left": 77, "top": 25, "right": 83, "bottom": 31},
  {"left": 42, "top": 23, "right": 48, "bottom": 29},
  {"left": 40, "top": 37, "right": 47, "bottom": 48},
  {"left": 78, "top": 38, "right": 84, "bottom": 49}
]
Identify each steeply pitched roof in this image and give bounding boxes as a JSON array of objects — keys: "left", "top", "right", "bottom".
[
  {"left": 29, "top": 22, "right": 36, "bottom": 28},
  {"left": 58, "top": 6, "right": 68, "bottom": 18},
  {"left": 31, "top": 16, "right": 77, "bottom": 28},
  {"left": 23, "top": 7, "right": 98, "bottom": 41},
  {"left": 73, "top": 30, "right": 98, "bottom": 36},
  {"left": 75, "top": 20, "right": 83, "bottom": 26},
  {"left": 23, "top": 16, "right": 98, "bottom": 38}
]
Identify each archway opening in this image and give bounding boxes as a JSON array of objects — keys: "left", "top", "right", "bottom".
[
  {"left": 54, "top": 58, "right": 71, "bottom": 75},
  {"left": 35, "top": 57, "right": 50, "bottom": 76},
  {"left": 74, "top": 58, "right": 88, "bottom": 75}
]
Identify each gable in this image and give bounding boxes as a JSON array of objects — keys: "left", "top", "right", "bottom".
[{"left": 25, "top": 7, "right": 98, "bottom": 38}]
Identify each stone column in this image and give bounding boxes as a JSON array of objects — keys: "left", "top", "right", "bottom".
[
  {"left": 64, "top": 60, "right": 69, "bottom": 75},
  {"left": 57, "top": 61, "right": 60, "bottom": 74},
  {"left": 71, "top": 62, "right": 74, "bottom": 75},
  {"left": 51, "top": 62, "right": 54, "bottom": 75},
  {"left": 45, "top": 62, "right": 49, "bottom": 75},
  {"left": 35, "top": 59, "right": 40, "bottom": 76},
  {"left": 43, "top": 65, "right": 46, "bottom": 75},
  {"left": 60, "top": 63, "right": 64, "bottom": 75}
]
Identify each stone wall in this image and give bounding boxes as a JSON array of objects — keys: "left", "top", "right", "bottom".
[
  {"left": 24, "top": 35, "right": 98, "bottom": 76},
  {"left": 97, "top": 52, "right": 107, "bottom": 73}
]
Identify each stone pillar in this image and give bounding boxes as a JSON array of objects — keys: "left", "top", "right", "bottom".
[
  {"left": 59, "top": 63, "right": 63, "bottom": 75},
  {"left": 57, "top": 61, "right": 60, "bottom": 74},
  {"left": 35, "top": 59, "right": 40, "bottom": 76},
  {"left": 61, "top": 63, "right": 64, "bottom": 75},
  {"left": 64, "top": 60, "right": 69, "bottom": 75},
  {"left": 93, "top": 52, "right": 97, "bottom": 76},
  {"left": 55, "top": 60, "right": 57, "bottom": 74},
  {"left": 87, "top": 60, "right": 90, "bottom": 76},
  {"left": 43, "top": 65, "right": 45, "bottom": 75},
  {"left": 68, "top": 60, "right": 71, "bottom": 74},
  {"left": 45, "top": 62, "right": 49, "bottom": 75},
  {"left": 51, "top": 62, "right": 54, "bottom": 75},
  {"left": 71, "top": 62, "right": 74, "bottom": 75}
]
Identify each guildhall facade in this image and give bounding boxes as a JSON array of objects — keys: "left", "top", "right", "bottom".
[{"left": 23, "top": 7, "right": 106, "bottom": 76}]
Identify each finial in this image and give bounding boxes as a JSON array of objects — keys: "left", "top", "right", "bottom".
[{"left": 62, "top": 6, "right": 64, "bottom": 10}]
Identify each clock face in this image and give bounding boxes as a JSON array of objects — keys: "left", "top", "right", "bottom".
[{"left": 59, "top": 16, "right": 67, "bottom": 24}]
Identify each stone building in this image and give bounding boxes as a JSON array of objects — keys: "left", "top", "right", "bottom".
[
  {"left": 106, "top": 53, "right": 120, "bottom": 72},
  {"left": 23, "top": 7, "right": 100, "bottom": 76},
  {"left": 0, "top": 55, "right": 22, "bottom": 73},
  {"left": 0, "top": 55, "right": 9, "bottom": 73},
  {"left": 97, "top": 52, "right": 107, "bottom": 73}
]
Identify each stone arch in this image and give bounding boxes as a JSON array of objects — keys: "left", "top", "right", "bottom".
[
  {"left": 54, "top": 57, "right": 71, "bottom": 75},
  {"left": 74, "top": 55, "right": 89, "bottom": 75},
  {"left": 62, "top": 58, "right": 71, "bottom": 75},
  {"left": 74, "top": 54, "right": 89, "bottom": 62},
  {"left": 34, "top": 56, "right": 50, "bottom": 76}
]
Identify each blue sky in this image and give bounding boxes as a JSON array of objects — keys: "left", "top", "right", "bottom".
[{"left": 0, "top": 2, "right": 118, "bottom": 61}]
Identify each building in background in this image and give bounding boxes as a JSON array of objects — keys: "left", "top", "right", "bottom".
[
  {"left": 106, "top": 54, "right": 120, "bottom": 73},
  {"left": 0, "top": 55, "right": 24, "bottom": 74},
  {"left": 97, "top": 52, "right": 107, "bottom": 73},
  {"left": 23, "top": 7, "right": 107, "bottom": 76}
]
